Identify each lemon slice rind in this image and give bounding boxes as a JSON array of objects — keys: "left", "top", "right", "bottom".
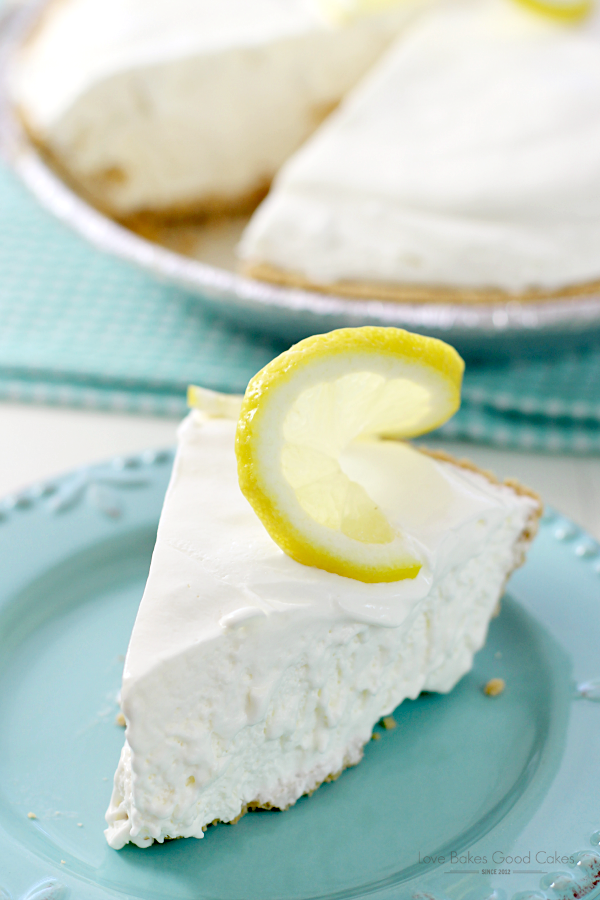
[
  {"left": 236, "top": 327, "right": 464, "bottom": 584},
  {"left": 512, "top": 0, "right": 591, "bottom": 21}
]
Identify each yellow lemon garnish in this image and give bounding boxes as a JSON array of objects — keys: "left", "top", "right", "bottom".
[
  {"left": 235, "top": 327, "right": 464, "bottom": 584},
  {"left": 187, "top": 384, "right": 242, "bottom": 419},
  {"left": 319, "top": 0, "right": 592, "bottom": 27},
  {"left": 512, "top": 0, "right": 591, "bottom": 21}
]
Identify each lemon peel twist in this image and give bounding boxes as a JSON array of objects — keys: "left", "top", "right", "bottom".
[
  {"left": 511, "top": 0, "right": 591, "bottom": 22},
  {"left": 234, "top": 327, "right": 464, "bottom": 584},
  {"left": 319, "top": 0, "right": 592, "bottom": 27}
]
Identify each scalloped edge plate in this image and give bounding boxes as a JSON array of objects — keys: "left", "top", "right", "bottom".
[{"left": 0, "top": 450, "right": 599, "bottom": 900}]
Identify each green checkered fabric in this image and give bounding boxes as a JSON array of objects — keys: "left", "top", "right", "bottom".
[
  {"left": 439, "top": 355, "right": 600, "bottom": 453},
  {"left": 0, "top": 163, "right": 282, "bottom": 412},
  {"left": 1, "top": 160, "right": 600, "bottom": 454}
]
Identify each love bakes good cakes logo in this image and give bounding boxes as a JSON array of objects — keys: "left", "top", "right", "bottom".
[
  {"left": 418, "top": 849, "right": 577, "bottom": 872},
  {"left": 415, "top": 848, "right": 600, "bottom": 900}
]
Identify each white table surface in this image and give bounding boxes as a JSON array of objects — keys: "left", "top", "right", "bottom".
[{"left": 1, "top": 401, "right": 600, "bottom": 541}]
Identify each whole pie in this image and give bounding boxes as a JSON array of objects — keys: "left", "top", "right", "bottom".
[{"left": 11, "top": 0, "right": 600, "bottom": 301}]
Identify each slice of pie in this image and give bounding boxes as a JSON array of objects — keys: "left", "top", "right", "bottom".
[
  {"left": 11, "top": 0, "right": 421, "bottom": 222},
  {"left": 105, "top": 364, "right": 540, "bottom": 849},
  {"left": 240, "top": 0, "right": 600, "bottom": 301}
]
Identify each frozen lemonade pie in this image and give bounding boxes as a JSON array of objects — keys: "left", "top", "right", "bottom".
[
  {"left": 12, "top": 0, "right": 600, "bottom": 300},
  {"left": 10, "top": 0, "right": 422, "bottom": 220},
  {"left": 105, "top": 327, "right": 541, "bottom": 850},
  {"left": 240, "top": 0, "right": 600, "bottom": 301}
]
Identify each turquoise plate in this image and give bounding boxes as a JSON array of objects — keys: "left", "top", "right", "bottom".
[{"left": 1, "top": 451, "right": 600, "bottom": 900}]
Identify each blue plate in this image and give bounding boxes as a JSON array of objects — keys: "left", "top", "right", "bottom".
[{"left": 1, "top": 451, "right": 600, "bottom": 900}]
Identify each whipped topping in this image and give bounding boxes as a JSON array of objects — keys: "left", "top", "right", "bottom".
[
  {"left": 105, "top": 410, "right": 536, "bottom": 848},
  {"left": 12, "top": 0, "right": 421, "bottom": 216},
  {"left": 240, "top": 0, "right": 600, "bottom": 292},
  {"left": 127, "top": 412, "right": 531, "bottom": 650}
]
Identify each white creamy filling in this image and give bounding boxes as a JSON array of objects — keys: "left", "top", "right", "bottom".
[
  {"left": 105, "top": 412, "right": 536, "bottom": 849},
  {"left": 12, "top": 0, "right": 422, "bottom": 214},
  {"left": 240, "top": 0, "right": 600, "bottom": 291}
]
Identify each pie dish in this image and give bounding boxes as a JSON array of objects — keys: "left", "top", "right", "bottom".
[
  {"left": 12, "top": 0, "right": 600, "bottom": 305},
  {"left": 3, "top": 1, "right": 600, "bottom": 357}
]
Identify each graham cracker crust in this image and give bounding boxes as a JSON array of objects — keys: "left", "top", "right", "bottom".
[
  {"left": 20, "top": 121, "right": 271, "bottom": 236},
  {"left": 242, "top": 261, "right": 600, "bottom": 306},
  {"left": 420, "top": 446, "right": 542, "bottom": 543},
  {"left": 163, "top": 762, "right": 354, "bottom": 839},
  {"left": 225, "top": 765, "right": 350, "bottom": 827},
  {"left": 120, "top": 182, "right": 270, "bottom": 240}
]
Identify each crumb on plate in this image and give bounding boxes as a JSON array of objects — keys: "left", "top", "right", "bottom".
[{"left": 484, "top": 677, "right": 505, "bottom": 697}]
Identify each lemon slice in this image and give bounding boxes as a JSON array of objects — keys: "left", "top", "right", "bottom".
[
  {"left": 235, "top": 327, "right": 464, "bottom": 583},
  {"left": 187, "top": 384, "right": 242, "bottom": 419},
  {"left": 512, "top": 0, "right": 591, "bottom": 21}
]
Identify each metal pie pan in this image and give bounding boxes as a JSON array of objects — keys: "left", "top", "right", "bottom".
[{"left": 2, "top": 0, "right": 600, "bottom": 362}]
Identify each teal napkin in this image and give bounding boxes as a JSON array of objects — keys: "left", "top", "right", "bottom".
[{"left": 1, "top": 161, "right": 599, "bottom": 453}]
